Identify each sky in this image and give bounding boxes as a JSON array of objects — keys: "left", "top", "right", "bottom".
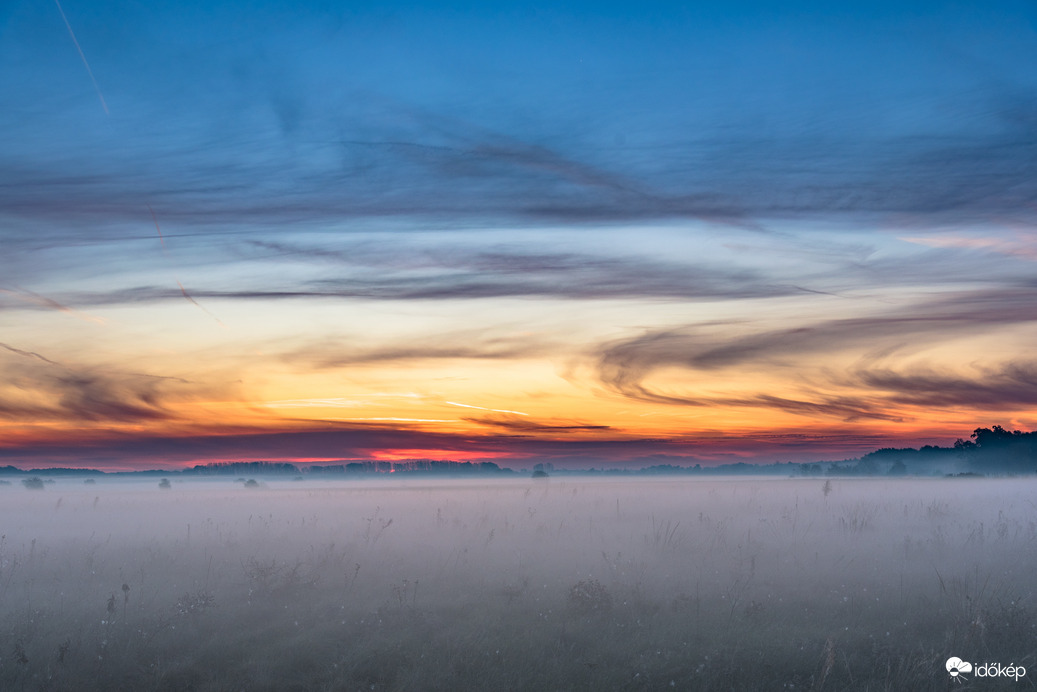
[{"left": 2, "top": 0, "right": 1036, "bottom": 470}]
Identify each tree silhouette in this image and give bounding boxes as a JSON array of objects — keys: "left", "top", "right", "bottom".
[{"left": 956, "top": 425, "right": 1037, "bottom": 473}]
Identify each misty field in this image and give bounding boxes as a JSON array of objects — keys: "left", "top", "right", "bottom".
[{"left": 0, "top": 476, "right": 1034, "bottom": 691}]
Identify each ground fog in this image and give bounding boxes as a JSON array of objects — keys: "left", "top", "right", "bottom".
[{"left": 0, "top": 476, "right": 1034, "bottom": 690}]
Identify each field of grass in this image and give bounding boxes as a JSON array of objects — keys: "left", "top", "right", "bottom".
[{"left": 0, "top": 476, "right": 1034, "bottom": 690}]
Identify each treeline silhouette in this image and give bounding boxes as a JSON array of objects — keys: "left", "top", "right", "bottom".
[
  {"left": 307, "top": 460, "right": 512, "bottom": 476},
  {"left": 180, "top": 460, "right": 512, "bottom": 476},
  {"left": 952, "top": 425, "right": 1037, "bottom": 473},
  {"left": 1, "top": 426, "right": 1033, "bottom": 477},
  {"left": 798, "top": 425, "right": 1037, "bottom": 476}
]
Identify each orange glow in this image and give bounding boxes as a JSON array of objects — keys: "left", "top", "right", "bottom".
[{"left": 4, "top": 252, "right": 1036, "bottom": 470}]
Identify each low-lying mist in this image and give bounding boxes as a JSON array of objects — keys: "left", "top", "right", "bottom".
[{"left": 1, "top": 476, "right": 1033, "bottom": 690}]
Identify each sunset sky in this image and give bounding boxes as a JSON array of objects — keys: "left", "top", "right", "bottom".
[{"left": 2, "top": 1, "right": 1036, "bottom": 469}]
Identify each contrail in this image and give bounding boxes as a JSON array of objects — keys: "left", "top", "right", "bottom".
[
  {"left": 445, "top": 401, "right": 529, "bottom": 416},
  {"left": 177, "top": 280, "right": 226, "bottom": 327},
  {"left": 147, "top": 204, "right": 169, "bottom": 254},
  {"left": 0, "top": 287, "right": 106, "bottom": 324},
  {"left": 54, "top": 0, "right": 109, "bottom": 115},
  {"left": 147, "top": 205, "right": 226, "bottom": 328}
]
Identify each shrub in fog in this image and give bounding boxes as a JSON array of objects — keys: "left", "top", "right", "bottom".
[{"left": 568, "top": 579, "right": 612, "bottom": 614}]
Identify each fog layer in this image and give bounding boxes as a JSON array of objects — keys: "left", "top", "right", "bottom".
[{"left": 0, "top": 477, "right": 1033, "bottom": 690}]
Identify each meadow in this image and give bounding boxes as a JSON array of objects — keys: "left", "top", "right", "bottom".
[{"left": 0, "top": 475, "right": 1034, "bottom": 691}]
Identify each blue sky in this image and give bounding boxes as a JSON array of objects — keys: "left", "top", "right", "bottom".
[{"left": 5, "top": 0, "right": 1035, "bottom": 230}]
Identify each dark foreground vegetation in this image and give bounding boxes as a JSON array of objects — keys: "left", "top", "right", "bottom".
[{"left": 0, "top": 477, "right": 1033, "bottom": 690}]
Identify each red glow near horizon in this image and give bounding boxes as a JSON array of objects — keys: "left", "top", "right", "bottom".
[
  {"left": 370, "top": 448, "right": 512, "bottom": 462},
  {"left": 0, "top": 423, "right": 993, "bottom": 472}
]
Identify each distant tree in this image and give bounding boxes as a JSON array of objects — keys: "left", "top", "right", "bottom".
[
  {"left": 854, "top": 457, "right": 879, "bottom": 475},
  {"left": 887, "top": 460, "right": 908, "bottom": 476},
  {"left": 961, "top": 425, "right": 1036, "bottom": 473},
  {"left": 21, "top": 477, "right": 44, "bottom": 490},
  {"left": 971, "top": 425, "right": 1016, "bottom": 447}
]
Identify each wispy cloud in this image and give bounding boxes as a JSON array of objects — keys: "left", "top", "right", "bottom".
[
  {"left": 0, "top": 363, "right": 172, "bottom": 422},
  {"left": 285, "top": 331, "right": 554, "bottom": 369},
  {"left": 4, "top": 121, "right": 1034, "bottom": 232},
  {"left": 595, "top": 287, "right": 1037, "bottom": 421},
  {"left": 0, "top": 345, "right": 206, "bottom": 423},
  {"left": 0, "top": 342, "right": 60, "bottom": 366},
  {"left": 900, "top": 232, "right": 1037, "bottom": 260},
  {"left": 848, "top": 360, "right": 1037, "bottom": 409},
  {"left": 1, "top": 242, "right": 798, "bottom": 308},
  {"left": 463, "top": 414, "right": 612, "bottom": 433},
  {"left": 264, "top": 397, "right": 368, "bottom": 409}
]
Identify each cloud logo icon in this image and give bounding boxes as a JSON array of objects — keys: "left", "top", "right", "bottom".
[{"left": 946, "top": 657, "right": 973, "bottom": 678}]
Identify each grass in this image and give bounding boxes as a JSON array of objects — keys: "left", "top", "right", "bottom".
[{"left": 0, "top": 477, "right": 1034, "bottom": 690}]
